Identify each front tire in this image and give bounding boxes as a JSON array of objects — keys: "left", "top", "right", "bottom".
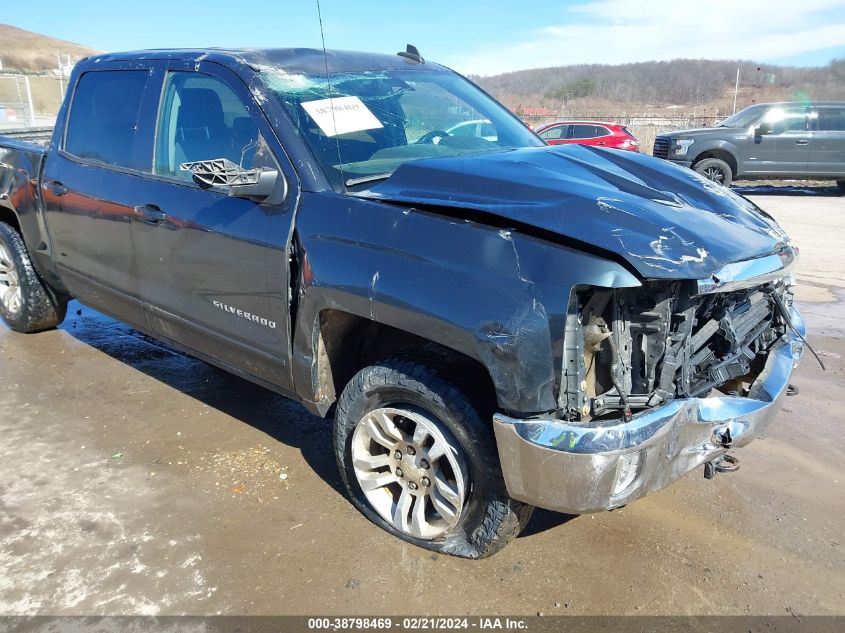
[
  {"left": 693, "top": 157, "right": 733, "bottom": 187},
  {"left": 333, "top": 353, "right": 534, "bottom": 559},
  {"left": 0, "top": 222, "right": 67, "bottom": 333},
  {"left": 836, "top": 180, "right": 845, "bottom": 193}
]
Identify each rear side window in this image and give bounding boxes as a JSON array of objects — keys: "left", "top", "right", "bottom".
[
  {"left": 571, "top": 124, "right": 593, "bottom": 139},
  {"left": 64, "top": 71, "right": 148, "bottom": 169},
  {"left": 816, "top": 107, "right": 845, "bottom": 131},
  {"left": 571, "top": 124, "right": 609, "bottom": 139}
]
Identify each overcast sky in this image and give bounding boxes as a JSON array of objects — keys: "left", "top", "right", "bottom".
[{"left": 5, "top": 0, "right": 845, "bottom": 75}]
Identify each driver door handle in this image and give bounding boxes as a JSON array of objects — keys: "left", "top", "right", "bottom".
[
  {"left": 133, "top": 204, "right": 167, "bottom": 224},
  {"left": 795, "top": 139, "right": 809, "bottom": 145}
]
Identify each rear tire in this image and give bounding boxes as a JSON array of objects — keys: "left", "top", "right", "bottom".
[
  {"left": 0, "top": 222, "right": 67, "bottom": 333},
  {"left": 836, "top": 180, "right": 845, "bottom": 193},
  {"left": 694, "top": 157, "right": 733, "bottom": 187},
  {"left": 333, "top": 353, "right": 534, "bottom": 559}
]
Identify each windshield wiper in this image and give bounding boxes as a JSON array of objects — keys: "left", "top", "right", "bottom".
[{"left": 345, "top": 171, "right": 394, "bottom": 188}]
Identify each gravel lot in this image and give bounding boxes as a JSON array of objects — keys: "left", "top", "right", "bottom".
[{"left": 1, "top": 186, "right": 843, "bottom": 616}]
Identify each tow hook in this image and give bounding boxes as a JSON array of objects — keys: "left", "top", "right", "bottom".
[{"left": 704, "top": 453, "right": 740, "bottom": 479}]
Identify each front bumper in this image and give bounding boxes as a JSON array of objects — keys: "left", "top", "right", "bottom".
[
  {"left": 666, "top": 158, "right": 693, "bottom": 168},
  {"left": 492, "top": 306, "right": 805, "bottom": 514}
]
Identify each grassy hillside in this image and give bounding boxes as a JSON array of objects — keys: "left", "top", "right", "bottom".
[
  {"left": 0, "top": 23, "right": 100, "bottom": 72},
  {"left": 473, "top": 58, "right": 845, "bottom": 117}
]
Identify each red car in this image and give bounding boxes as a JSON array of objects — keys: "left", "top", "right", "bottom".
[{"left": 535, "top": 121, "right": 640, "bottom": 151}]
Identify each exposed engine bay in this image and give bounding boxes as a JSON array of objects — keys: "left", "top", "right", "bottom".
[{"left": 562, "top": 279, "right": 794, "bottom": 422}]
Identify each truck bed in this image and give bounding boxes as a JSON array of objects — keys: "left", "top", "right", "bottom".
[{"left": 0, "top": 132, "right": 48, "bottom": 237}]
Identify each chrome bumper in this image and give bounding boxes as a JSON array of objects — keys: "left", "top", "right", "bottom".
[{"left": 492, "top": 306, "right": 805, "bottom": 514}]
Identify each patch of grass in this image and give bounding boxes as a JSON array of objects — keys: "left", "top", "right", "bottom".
[{"left": 0, "top": 75, "right": 65, "bottom": 116}]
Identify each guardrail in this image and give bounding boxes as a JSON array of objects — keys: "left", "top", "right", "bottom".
[{"left": 0, "top": 126, "right": 54, "bottom": 145}]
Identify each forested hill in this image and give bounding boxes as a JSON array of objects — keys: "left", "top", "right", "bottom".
[{"left": 472, "top": 58, "right": 845, "bottom": 113}]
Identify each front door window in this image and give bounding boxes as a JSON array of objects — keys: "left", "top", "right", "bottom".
[{"left": 154, "top": 72, "right": 276, "bottom": 181}]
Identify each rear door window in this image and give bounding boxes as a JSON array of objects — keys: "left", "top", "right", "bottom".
[
  {"left": 816, "top": 107, "right": 845, "bottom": 131},
  {"left": 64, "top": 70, "right": 149, "bottom": 169},
  {"left": 571, "top": 124, "right": 604, "bottom": 139}
]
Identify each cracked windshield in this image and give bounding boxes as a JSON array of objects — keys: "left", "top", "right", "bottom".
[{"left": 262, "top": 68, "right": 543, "bottom": 189}]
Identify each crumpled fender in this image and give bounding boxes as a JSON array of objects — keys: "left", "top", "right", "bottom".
[{"left": 291, "top": 192, "right": 639, "bottom": 416}]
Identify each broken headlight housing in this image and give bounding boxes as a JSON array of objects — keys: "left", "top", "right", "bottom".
[{"left": 561, "top": 278, "right": 792, "bottom": 422}]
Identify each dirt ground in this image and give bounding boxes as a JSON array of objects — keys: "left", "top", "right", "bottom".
[{"left": 0, "top": 186, "right": 843, "bottom": 616}]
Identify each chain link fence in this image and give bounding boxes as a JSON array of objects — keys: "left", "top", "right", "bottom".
[{"left": 0, "top": 73, "right": 63, "bottom": 132}]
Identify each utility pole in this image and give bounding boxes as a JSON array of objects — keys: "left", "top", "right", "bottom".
[
  {"left": 57, "top": 53, "right": 64, "bottom": 100},
  {"left": 24, "top": 75, "right": 36, "bottom": 127},
  {"left": 732, "top": 68, "right": 740, "bottom": 114}
]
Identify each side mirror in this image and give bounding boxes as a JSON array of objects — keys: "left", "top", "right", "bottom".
[
  {"left": 755, "top": 121, "right": 774, "bottom": 137},
  {"left": 180, "top": 158, "right": 287, "bottom": 205},
  {"left": 229, "top": 169, "right": 281, "bottom": 200}
]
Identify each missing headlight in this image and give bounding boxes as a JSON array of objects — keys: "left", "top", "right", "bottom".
[{"left": 562, "top": 280, "right": 790, "bottom": 422}]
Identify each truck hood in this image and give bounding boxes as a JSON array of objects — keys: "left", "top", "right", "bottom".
[
  {"left": 363, "top": 145, "right": 791, "bottom": 280},
  {"left": 658, "top": 127, "right": 733, "bottom": 137},
  {"left": 658, "top": 127, "right": 743, "bottom": 139}
]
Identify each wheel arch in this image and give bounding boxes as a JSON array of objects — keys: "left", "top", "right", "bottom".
[
  {"left": 691, "top": 147, "right": 739, "bottom": 178},
  {"left": 0, "top": 205, "right": 22, "bottom": 234},
  {"left": 0, "top": 198, "right": 67, "bottom": 304},
  {"left": 307, "top": 308, "right": 499, "bottom": 420}
]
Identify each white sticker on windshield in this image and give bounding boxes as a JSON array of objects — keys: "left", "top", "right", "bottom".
[{"left": 301, "top": 96, "right": 384, "bottom": 137}]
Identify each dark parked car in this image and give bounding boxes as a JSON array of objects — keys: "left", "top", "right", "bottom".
[
  {"left": 536, "top": 121, "right": 640, "bottom": 151},
  {"left": 654, "top": 102, "right": 845, "bottom": 188},
  {"left": 0, "top": 47, "right": 805, "bottom": 558}
]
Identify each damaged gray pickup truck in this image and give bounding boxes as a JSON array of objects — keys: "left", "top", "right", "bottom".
[{"left": 0, "top": 46, "right": 805, "bottom": 558}]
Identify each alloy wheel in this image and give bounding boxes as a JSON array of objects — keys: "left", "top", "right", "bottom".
[
  {"left": 0, "top": 243, "right": 22, "bottom": 315},
  {"left": 702, "top": 165, "right": 726, "bottom": 184},
  {"left": 351, "top": 407, "right": 468, "bottom": 540}
]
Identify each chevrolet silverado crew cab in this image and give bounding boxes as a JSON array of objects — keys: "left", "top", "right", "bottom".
[
  {"left": 654, "top": 101, "right": 845, "bottom": 188},
  {"left": 0, "top": 47, "right": 806, "bottom": 558}
]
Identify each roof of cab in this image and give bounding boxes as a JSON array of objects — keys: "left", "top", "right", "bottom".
[
  {"left": 742, "top": 101, "right": 845, "bottom": 107},
  {"left": 83, "top": 48, "right": 447, "bottom": 74}
]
